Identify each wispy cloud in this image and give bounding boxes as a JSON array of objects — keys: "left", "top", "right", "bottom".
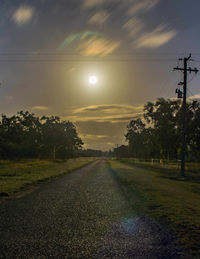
[
  {"left": 128, "top": 0, "right": 159, "bottom": 16},
  {"left": 82, "top": 0, "right": 107, "bottom": 9},
  {"left": 136, "top": 25, "right": 176, "bottom": 48},
  {"left": 88, "top": 10, "right": 110, "bottom": 25},
  {"left": 68, "top": 115, "right": 139, "bottom": 123},
  {"left": 188, "top": 94, "right": 200, "bottom": 101},
  {"left": 120, "top": 0, "right": 175, "bottom": 48},
  {"left": 68, "top": 104, "right": 143, "bottom": 123},
  {"left": 72, "top": 104, "right": 136, "bottom": 150},
  {"left": 77, "top": 36, "right": 120, "bottom": 57},
  {"left": 80, "top": 134, "right": 109, "bottom": 140},
  {"left": 79, "top": 134, "right": 118, "bottom": 150},
  {"left": 58, "top": 31, "right": 119, "bottom": 57},
  {"left": 73, "top": 104, "right": 142, "bottom": 114},
  {"left": 32, "top": 106, "right": 49, "bottom": 111},
  {"left": 12, "top": 5, "right": 35, "bottom": 26},
  {"left": 123, "top": 18, "right": 143, "bottom": 37}
]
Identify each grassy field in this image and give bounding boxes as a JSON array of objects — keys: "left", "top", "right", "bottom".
[
  {"left": 109, "top": 159, "right": 200, "bottom": 257},
  {"left": 120, "top": 158, "right": 200, "bottom": 180},
  {"left": 0, "top": 157, "right": 96, "bottom": 200}
]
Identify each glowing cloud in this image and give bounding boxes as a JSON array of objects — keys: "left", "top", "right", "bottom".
[
  {"left": 81, "top": 134, "right": 109, "bottom": 140},
  {"left": 58, "top": 31, "right": 118, "bottom": 56},
  {"left": 77, "top": 36, "right": 120, "bottom": 57},
  {"left": 32, "top": 106, "right": 49, "bottom": 111},
  {"left": 58, "top": 31, "right": 119, "bottom": 57},
  {"left": 12, "top": 5, "right": 35, "bottom": 26},
  {"left": 188, "top": 94, "right": 200, "bottom": 101},
  {"left": 82, "top": 0, "right": 107, "bottom": 9},
  {"left": 58, "top": 31, "right": 105, "bottom": 50},
  {"left": 73, "top": 104, "right": 143, "bottom": 114},
  {"left": 123, "top": 18, "right": 143, "bottom": 37},
  {"left": 88, "top": 10, "right": 110, "bottom": 25},
  {"left": 136, "top": 25, "right": 176, "bottom": 48},
  {"left": 69, "top": 104, "right": 143, "bottom": 123},
  {"left": 128, "top": 0, "right": 159, "bottom": 16}
]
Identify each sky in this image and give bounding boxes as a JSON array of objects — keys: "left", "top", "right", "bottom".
[{"left": 0, "top": 0, "right": 200, "bottom": 151}]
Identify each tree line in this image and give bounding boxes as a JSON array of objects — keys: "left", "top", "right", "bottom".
[
  {"left": 0, "top": 111, "right": 83, "bottom": 160},
  {"left": 125, "top": 98, "right": 200, "bottom": 161}
]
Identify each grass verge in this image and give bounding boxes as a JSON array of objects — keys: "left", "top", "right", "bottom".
[
  {"left": 109, "top": 159, "right": 200, "bottom": 257},
  {"left": 0, "top": 157, "right": 96, "bottom": 201},
  {"left": 119, "top": 158, "right": 200, "bottom": 183}
]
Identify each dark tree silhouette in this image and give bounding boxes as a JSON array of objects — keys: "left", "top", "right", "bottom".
[
  {"left": 126, "top": 98, "right": 200, "bottom": 161},
  {"left": 0, "top": 111, "right": 83, "bottom": 160}
]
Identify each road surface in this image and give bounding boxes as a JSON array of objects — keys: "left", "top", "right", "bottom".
[{"left": 0, "top": 159, "right": 180, "bottom": 258}]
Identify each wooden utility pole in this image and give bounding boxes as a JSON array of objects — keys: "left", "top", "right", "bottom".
[{"left": 174, "top": 54, "right": 198, "bottom": 177}]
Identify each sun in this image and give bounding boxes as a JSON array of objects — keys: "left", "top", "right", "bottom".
[{"left": 89, "top": 75, "right": 98, "bottom": 85}]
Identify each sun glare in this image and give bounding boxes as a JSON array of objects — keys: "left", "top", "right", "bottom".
[{"left": 89, "top": 75, "right": 98, "bottom": 85}]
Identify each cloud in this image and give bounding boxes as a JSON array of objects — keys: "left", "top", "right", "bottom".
[
  {"left": 32, "top": 106, "right": 49, "bottom": 111},
  {"left": 75, "top": 120, "right": 128, "bottom": 150},
  {"left": 58, "top": 31, "right": 118, "bottom": 57},
  {"left": 136, "top": 25, "right": 176, "bottom": 48},
  {"left": 12, "top": 5, "right": 35, "bottom": 26},
  {"left": 68, "top": 104, "right": 143, "bottom": 123},
  {"left": 88, "top": 10, "right": 110, "bottom": 25},
  {"left": 77, "top": 36, "right": 120, "bottom": 56},
  {"left": 188, "top": 94, "right": 200, "bottom": 101},
  {"left": 123, "top": 18, "right": 143, "bottom": 37},
  {"left": 80, "top": 134, "right": 109, "bottom": 140},
  {"left": 80, "top": 133, "right": 113, "bottom": 150},
  {"left": 58, "top": 31, "right": 105, "bottom": 50},
  {"left": 128, "top": 0, "right": 159, "bottom": 16},
  {"left": 68, "top": 115, "right": 139, "bottom": 123},
  {"left": 82, "top": 0, "right": 107, "bottom": 9},
  {"left": 73, "top": 104, "right": 142, "bottom": 114}
]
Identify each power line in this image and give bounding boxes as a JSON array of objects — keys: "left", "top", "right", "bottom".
[
  {"left": 0, "top": 58, "right": 177, "bottom": 63},
  {"left": 188, "top": 73, "right": 197, "bottom": 84},
  {"left": 188, "top": 88, "right": 195, "bottom": 97},
  {"left": 0, "top": 51, "right": 200, "bottom": 55},
  {"left": 0, "top": 51, "right": 199, "bottom": 63}
]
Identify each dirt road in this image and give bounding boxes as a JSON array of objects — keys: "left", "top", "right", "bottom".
[{"left": 0, "top": 160, "right": 180, "bottom": 258}]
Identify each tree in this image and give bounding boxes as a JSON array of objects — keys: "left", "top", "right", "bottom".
[
  {"left": 40, "top": 116, "right": 83, "bottom": 160},
  {"left": 126, "top": 98, "right": 200, "bottom": 161},
  {"left": 183, "top": 101, "right": 200, "bottom": 160},
  {"left": 16, "top": 111, "right": 42, "bottom": 157},
  {"left": 125, "top": 118, "right": 146, "bottom": 158},
  {"left": 0, "top": 112, "right": 83, "bottom": 160},
  {"left": 143, "top": 98, "right": 180, "bottom": 159}
]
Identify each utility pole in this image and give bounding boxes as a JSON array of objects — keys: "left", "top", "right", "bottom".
[{"left": 174, "top": 54, "right": 198, "bottom": 178}]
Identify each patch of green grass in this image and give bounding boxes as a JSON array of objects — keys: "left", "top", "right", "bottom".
[
  {"left": 0, "top": 158, "right": 96, "bottom": 199},
  {"left": 119, "top": 158, "right": 200, "bottom": 184},
  {"left": 109, "top": 160, "right": 200, "bottom": 256}
]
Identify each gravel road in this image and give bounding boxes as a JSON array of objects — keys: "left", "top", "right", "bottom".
[{"left": 0, "top": 159, "right": 180, "bottom": 258}]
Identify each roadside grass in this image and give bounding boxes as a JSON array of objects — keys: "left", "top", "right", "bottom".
[
  {"left": 109, "top": 159, "right": 200, "bottom": 257},
  {"left": 120, "top": 158, "right": 200, "bottom": 184},
  {"left": 0, "top": 157, "right": 96, "bottom": 200}
]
